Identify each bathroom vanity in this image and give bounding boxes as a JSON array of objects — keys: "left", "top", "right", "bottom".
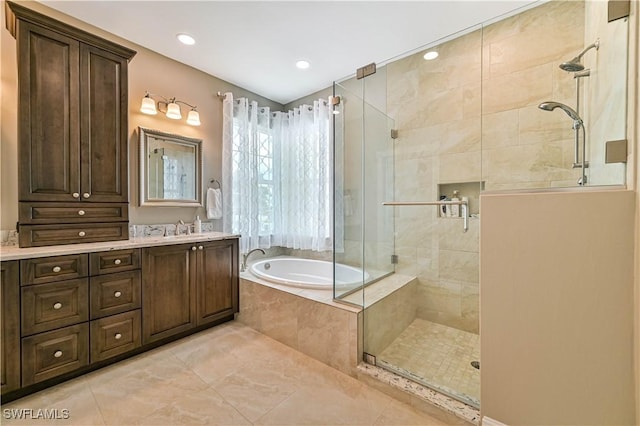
[{"left": 0, "top": 233, "right": 239, "bottom": 401}]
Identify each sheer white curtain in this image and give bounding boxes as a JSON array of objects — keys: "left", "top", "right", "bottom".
[
  {"left": 221, "top": 92, "right": 332, "bottom": 254},
  {"left": 272, "top": 100, "right": 332, "bottom": 251}
]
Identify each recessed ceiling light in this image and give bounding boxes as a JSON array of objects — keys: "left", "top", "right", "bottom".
[
  {"left": 177, "top": 33, "right": 196, "bottom": 45},
  {"left": 423, "top": 51, "right": 439, "bottom": 60},
  {"left": 296, "top": 60, "right": 310, "bottom": 70}
]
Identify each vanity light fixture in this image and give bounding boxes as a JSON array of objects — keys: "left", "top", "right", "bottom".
[{"left": 140, "top": 92, "right": 201, "bottom": 126}]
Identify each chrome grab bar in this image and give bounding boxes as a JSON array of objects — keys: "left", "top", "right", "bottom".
[{"left": 382, "top": 200, "right": 469, "bottom": 233}]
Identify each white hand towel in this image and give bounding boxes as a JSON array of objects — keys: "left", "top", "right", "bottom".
[{"left": 207, "top": 188, "right": 222, "bottom": 219}]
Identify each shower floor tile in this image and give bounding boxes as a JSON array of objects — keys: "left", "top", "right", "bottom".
[{"left": 377, "top": 318, "right": 480, "bottom": 407}]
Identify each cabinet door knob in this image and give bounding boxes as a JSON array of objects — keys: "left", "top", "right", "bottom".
[
  {"left": 52, "top": 266, "right": 62, "bottom": 273},
  {"left": 78, "top": 231, "right": 86, "bottom": 237},
  {"left": 114, "top": 259, "right": 122, "bottom": 265},
  {"left": 53, "top": 350, "right": 63, "bottom": 358},
  {"left": 72, "top": 192, "right": 80, "bottom": 199},
  {"left": 198, "top": 246, "right": 203, "bottom": 250},
  {"left": 114, "top": 333, "right": 122, "bottom": 340},
  {"left": 78, "top": 210, "right": 85, "bottom": 216},
  {"left": 53, "top": 302, "right": 63, "bottom": 310},
  {"left": 114, "top": 291, "right": 122, "bottom": 298},
  {"left": 83, "top": 193, "right": 91, "bottom": 199},
  {"left": 191, "top": 246, "right": 197, "bottom": 251}
]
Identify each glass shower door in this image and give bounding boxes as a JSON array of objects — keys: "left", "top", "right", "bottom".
[{"left": 332, "top": 81, "right": 395, "bottom": 304}]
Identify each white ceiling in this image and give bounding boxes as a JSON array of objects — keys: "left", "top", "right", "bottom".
[{"left": 40, "top": 0, "right": 538, "bottom": 105}]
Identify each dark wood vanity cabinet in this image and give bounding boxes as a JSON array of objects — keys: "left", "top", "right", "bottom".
[
  {"left": 6, "top": 2, "right": 136, "bottom": 247},
  {"left": 197, "top": 240, "right": 239, "bottom": 326},
  {"left": 142, "top": 244, "right": 197, "bottom": 344},
  {"left": 1, "top": 261, "right": 21, "bottom": 395},
  {"left": 16, "top": 249, "right": 142, "bottom": 387},
  {"left": 2, "top": 238, "right": 238, "bottom": 400},
  {"left": 142, "top": 239, "right": 239, "bottom": 344}
]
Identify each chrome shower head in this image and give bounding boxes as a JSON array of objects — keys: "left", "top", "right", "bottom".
[
  {"left": 538, "top": 101, "right": 583, "bottom": 124},
  {"left": 559, "top": 39, "right": 599, "bottom": 72},
  {"left": 559, "top": 59, "right": 585, "bottom": 72}
]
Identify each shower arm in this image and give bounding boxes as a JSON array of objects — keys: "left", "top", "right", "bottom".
[{"left": 382, "top": 200, "right": 468, "bottom": 233}]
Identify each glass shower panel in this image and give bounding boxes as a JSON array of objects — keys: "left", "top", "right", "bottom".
[
  {"left": 333, "top": 82, "right": 365, "bottom": 302},
  {"left": 362, "top": 100, "right": 395, "bottom": 285},
  {"left": 332, "top": 80, "right": 396, "bottom": 305}
]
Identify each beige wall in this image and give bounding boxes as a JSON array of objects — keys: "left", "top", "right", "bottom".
[
  {"left": 632, "top": 0, "right": 640, "bottom": 421},
  {"left": 0, "top": 0, "right": 282, "bottom": 231},
  {"left": 480, "top": 189, "right": 636, "bottom": 425}
]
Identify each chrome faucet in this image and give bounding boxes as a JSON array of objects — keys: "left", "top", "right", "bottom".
[
  {"left": 241, "top": 248, "right": 265, "bottom": 272},
  {"left": 175, "top": 219, "right": 185, "bottom": 236}
]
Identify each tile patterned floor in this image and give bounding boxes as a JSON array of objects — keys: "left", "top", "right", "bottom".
[
  {"left": 2, "top": 322, "right": 454, "bottom": 425},
  {"left": 377, "top": 319, "right": 480, "bottom": 407}
]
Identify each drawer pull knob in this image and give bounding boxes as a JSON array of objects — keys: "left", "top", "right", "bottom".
[
  {"left": 53, "top": 350, "right": 63, "bottom": 358},
  {"left": 198, "top": 246, "right": 203, "bottom": 250},
  {"left": 114, "top": 291, "right": 122, "bottom": 298},
  {"left": 78, "top": 210, "right": 85, "bottom": 216},
  {"left": 114, "top": 259, "right": 122, "bottom": 265},
  {"left": 72, "top": 192, "right": 80, "bottom": 199},
  {"left": 53, "top": 302, "right": 63, "bottom": 310},
  {"left": 114, "top": 333, "right": 122, "bottom": 340},
  {"left": 191, "top": 246, "right": 197, "bottom": 251},
  {"left": 52, "top": 266, "right": 62, "bottom": 273},
  {"left": 83, "top": 193, "right": 91, "bottom": 199},
  {"left": 78, "top": 231, "right": 86, "bottom": 237}
]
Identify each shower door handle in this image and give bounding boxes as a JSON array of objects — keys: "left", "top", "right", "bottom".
[{"left": 382, "top": 200, "right": 469, "bottom": 233}]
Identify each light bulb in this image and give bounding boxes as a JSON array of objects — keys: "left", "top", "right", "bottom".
[
  {"left": 140, "top": 96, "right": 157, "bottom": 115},
  {"left": 186, "top": 110, "right": 201, "bottom": 126},
  {"left": 165, "top": 102, "right": 182, "bottom": 119}
]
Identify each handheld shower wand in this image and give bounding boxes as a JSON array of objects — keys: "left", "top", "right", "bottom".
[
  {"left": 538, "top": 101, "right": 588, "bottom": 185},
  {"left": 538, "top": 101, "right": 582, "bottom": 128}
]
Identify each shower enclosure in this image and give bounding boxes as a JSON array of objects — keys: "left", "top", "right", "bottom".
[{"left": 332, "top": 0, "right": 629, "bottom": 410}]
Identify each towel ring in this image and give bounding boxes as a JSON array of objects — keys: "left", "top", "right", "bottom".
[{"left": 209, "top": 179, "right": 221, "bottom": 189}]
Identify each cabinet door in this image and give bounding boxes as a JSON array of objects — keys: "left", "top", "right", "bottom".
[
  {"left": 142, "top": 245, "right": 196, "bottom": 344},
  {"left": 79, "top": 45, "right": 129, "bottom": 203},
  {"left": 22, "top": 323, "right": 89, "bottom": 386},
  {"left": 196, "top": 240, "right": 239, "bottom": 326},
  {"left": 1, "top": 262, "right": 21, "bottom": 395},
  {"left": 18, "top": 21, "right": 81, "bottom": 202}
]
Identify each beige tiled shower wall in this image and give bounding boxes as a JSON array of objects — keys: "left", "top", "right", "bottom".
[{"left": 387, "top": 1, "right": 586, "bottom": 333}]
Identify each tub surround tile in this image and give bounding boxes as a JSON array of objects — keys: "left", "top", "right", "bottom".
[{"left": 238, "top": 278, "right": 359, "bottom": 376}]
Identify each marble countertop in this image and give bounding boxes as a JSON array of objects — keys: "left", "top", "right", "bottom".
[{"left": 0, "top": 232, "right": 240, "bottom": 261}]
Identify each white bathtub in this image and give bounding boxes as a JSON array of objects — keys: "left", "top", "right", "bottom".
[{"left": 248, "top": 256, "right": 369, "bottom": 289}]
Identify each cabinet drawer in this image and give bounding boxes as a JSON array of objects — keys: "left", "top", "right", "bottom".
[
  {"left": 19, "top": 223, "right": 129, "bottom": 248},
  {"left": 90, "top": 270, "right": 141, "bottom": 319},
  {"left": 22, "top": 279, "right": 89, "bottom": 336},
  {"left": 21, "top": 254, "right": 89, "bottom": 285},
  {"left": 90, "top": 310, "right": 141, "bottom": 363},
  {"left": 90, "top": 249, "right": 140, "bottom": 276},
  {"left": 20, "top": 202, "right": 128, "bottom": 224},
  {"left": 22, "top": 323, "right": 89, "bottom": 386}
]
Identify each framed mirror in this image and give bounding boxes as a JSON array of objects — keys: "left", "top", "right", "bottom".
[{"left": 139, "top": 127, "right": 203, "bottom": 207}]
